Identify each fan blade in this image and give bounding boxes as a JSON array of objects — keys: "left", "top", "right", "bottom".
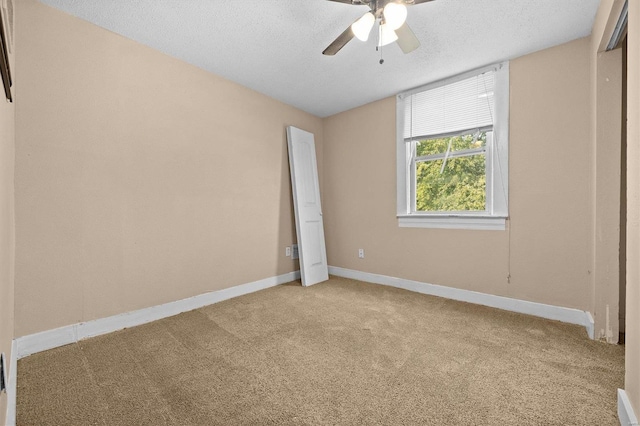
[
  {"left": 323, "top": 25, "right": 355, "bottom": 55},
  {"left": 395, "top": 22, "right": 420, "bottom": 54},
  {"left": 406, "top": 0, "right": 435, "bottom": 4},
  {"left": 326, "top": 0, "right": 368, "bottom": 4}
]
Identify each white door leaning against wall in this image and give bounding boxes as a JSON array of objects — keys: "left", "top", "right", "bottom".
[{"left": 286, "top": 126, "right": 329, "bottom": 286}]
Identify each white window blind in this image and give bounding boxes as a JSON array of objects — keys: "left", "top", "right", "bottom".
[{"left": 403, "top": 70, "right": 496, "bottom": 140}]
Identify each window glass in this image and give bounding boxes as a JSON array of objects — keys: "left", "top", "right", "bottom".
[{"left": 415, "top": 132, "right": 488, "bottom": 212}]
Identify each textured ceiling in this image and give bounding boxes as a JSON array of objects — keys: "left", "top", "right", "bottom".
[{"left": 39, "top": 0, "right": 601, "bottom": 118}]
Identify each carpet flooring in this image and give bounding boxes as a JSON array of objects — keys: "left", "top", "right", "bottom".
[{"left": 17, "top": 276, "right": 625, "bottom": 425}]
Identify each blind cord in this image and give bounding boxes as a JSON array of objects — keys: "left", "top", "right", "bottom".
[{"left": 482, "top": 69, "right": 511, "bottom": 284}]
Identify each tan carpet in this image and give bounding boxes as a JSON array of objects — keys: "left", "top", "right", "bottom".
[{"left": 17, "top": 276, "right": 624, "bottom": 425}]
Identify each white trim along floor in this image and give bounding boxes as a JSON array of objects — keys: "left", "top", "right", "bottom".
[
  {"left": 618, "top": 389, "right": 640, "bottom": 426},
  {"left": 328, "top": 266, "right": 595, "bottom": 339}
]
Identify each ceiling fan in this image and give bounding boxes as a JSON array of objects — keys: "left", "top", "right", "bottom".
[{"left": 323, "top": 0, "right": 435, "bottom": 56}]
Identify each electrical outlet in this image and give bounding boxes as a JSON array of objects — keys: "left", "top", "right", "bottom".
[
  {"left": 292, "top": 244, "right": 299, "bottom": 260},
  {"left": 285, "top": 246, "right": 291, "bottom": 257},
  {"left": 358, "top": 249, "right": 364, "bottom": 259}
]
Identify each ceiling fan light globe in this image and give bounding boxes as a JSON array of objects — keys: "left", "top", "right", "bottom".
[
  {"left": 378, "top": 23, "right": 398, "bottom": 46},
  {"left": 383, "top": 2, "right": 408, "bottom": 30},
  {"left": 351, "top": 12, "right": 375, "bottom": 41}
]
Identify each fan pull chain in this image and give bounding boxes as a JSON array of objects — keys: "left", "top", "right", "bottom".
[{"left": 376, "top": 22, "right": 385, "bottom": 64}]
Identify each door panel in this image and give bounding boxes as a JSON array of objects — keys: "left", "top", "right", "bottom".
[{"left": 286, "top": 126, "right": 329, "bottom": 286}]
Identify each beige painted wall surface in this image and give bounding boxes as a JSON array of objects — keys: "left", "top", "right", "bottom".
[
  {"left": 323, "top": 37, "right": 592, "bottom": 312},
  {"left": 15, "top": 0, "right": 323, "bottom": 337},
  {"left": 594, "top": 48, "right": 622, "bottom": 343},
  {"left": 626, "top": 0, "right": 640, "bottom": 417},
  {"left": 588, "top": 0, "right": 627, "bottom": 345},
  {"left": 0, "top": 7, "right": 15, "bottom": 423},
  {"left": 508, "top": 37, "right": 592, "bottom": 309},
  {"left": 0, "top": 64, "right": 15, "bottom": 426},
  {"left": 588, "top": 0, "right": 640, "bottom": 413}
]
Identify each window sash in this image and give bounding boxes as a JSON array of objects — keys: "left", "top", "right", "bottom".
[
  {"left": 404, "top": 125, "right": 493, "bottom": 144},
  {"left": 415, "top": 147, "right": 486, "bottom": 162},
  {"left": 410, "top": 131, "right": 493, "bottom": 214}
]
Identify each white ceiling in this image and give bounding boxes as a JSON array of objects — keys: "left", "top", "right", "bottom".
[{"left": 39, "top": 0, "right": 601, "bottom": 118}]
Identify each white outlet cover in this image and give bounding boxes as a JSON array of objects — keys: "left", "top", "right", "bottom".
[{"left": 285, "top": 246, "right": 291, "bottom": 257}]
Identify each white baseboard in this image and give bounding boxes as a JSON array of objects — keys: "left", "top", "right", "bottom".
[
  {"left": 619, "top": 389, "right": 639, "bottom": 426},
  {"left": 329, "top": 266, "right": 595, "bottom": 339},
  {"left": 16, "top": 271, "right": 300, "bottom": 359},
  {"left": 5, "top": 339, "right": 17, "bottom": 426}
]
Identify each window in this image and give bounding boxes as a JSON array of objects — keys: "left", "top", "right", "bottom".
[{"left": 396, "top": 63, "right": 509, "bottom": 230}]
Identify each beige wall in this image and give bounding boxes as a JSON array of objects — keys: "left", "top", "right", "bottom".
[
  {"left": 14, "top": 0, "right": 323, "bottom": 337},
  {"left": 0, "top": 7, "right": 15, "bottom": 423},
  {"left": 626, "top": 0, "right": 640, "bottom": 417},
  {"left": 0, "top": 74, "right": 14, "bottom": 426},
  {"left": 589, "top": 0, "right": 640, "bottom": 415},
  {"left": 594, "top": 48, "right": 622, "bottom": 343},
  {"left": 324, "top": 37, "right": 593, "bottom": 313},
  {"left": 589, "top": 0, "right": 626, "bottom": 346}
]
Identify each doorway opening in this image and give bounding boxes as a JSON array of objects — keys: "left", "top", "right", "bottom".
[{"left": 619, "top": 34, "right": 627, "bottom": 344}]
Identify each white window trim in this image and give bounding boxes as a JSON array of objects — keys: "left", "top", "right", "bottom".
[
  {"left": 396, "top": 62, "right": 510, "bottom": 231},
  {"left": 398, "top": 215, "right": 507, "bottom": 230}
]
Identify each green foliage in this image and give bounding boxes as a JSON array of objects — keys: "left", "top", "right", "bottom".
[{"left": 415, "top": 133, "right": 487, "bottom": 212}]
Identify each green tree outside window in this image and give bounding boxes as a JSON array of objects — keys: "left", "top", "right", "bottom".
[{"left": 415, "top": 132, "right": 487, "bottom": 212}]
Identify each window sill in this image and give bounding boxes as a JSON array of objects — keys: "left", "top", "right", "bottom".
[{"left": 397, "top": 214, "right": 507, "bottom": 231}]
